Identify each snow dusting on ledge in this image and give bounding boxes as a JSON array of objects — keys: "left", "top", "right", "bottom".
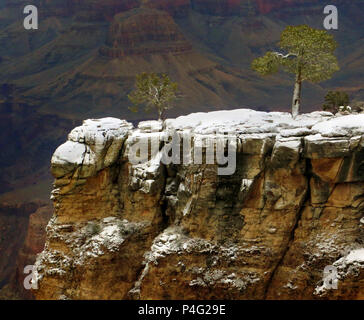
[
  {"left": 50, "top": 108, "right": 364, "bottom": 179},
  {"left": 164, "top": 108, "right": 364, "bottom": 135}
]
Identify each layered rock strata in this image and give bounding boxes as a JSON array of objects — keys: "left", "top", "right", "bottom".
[
  {"left": 100, "top": 8, "right": 192, "bottom": 58},
  {"left": 34, "top": 110, "right": 364, "bottom": 299}
]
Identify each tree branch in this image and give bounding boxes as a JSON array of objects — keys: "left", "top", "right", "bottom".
[{"left": 273, "top": 52, "right": 297, "bottom": 59}]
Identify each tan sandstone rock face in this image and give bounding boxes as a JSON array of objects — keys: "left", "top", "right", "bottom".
[{"left": 33, "top": 110, "right": 364, "bottom": 300}]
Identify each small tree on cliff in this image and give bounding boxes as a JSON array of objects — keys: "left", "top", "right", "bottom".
[
  {"left": 323, "top": 90, "right": 350, "bottom": 113},
  {"left": 128, "top": 72, "right": 178, "bottom": 121},
  {"left": 252, "top": 25, "right": 339, "bottom": 118}
]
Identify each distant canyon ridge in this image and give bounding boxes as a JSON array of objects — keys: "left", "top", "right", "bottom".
[{"left": 1, "top": 0, "right": 363, "bottom": 120}]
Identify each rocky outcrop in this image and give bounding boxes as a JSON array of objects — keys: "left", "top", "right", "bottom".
[
  {"left": 100, "top": 8, "right": 192, "bottom": 58},
  {"left": 33, "top": 109, "right": 364, "bottom": 299}
]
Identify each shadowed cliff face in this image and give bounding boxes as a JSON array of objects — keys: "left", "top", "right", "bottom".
[
  {"left": 0, "top": 202, "right": 51, "bottom": 295},
  {"left": 0, "top": 203, "right": 37, "bottom": 289},
  {"left": 0, "top": 203, "right": 52, "bottom": 299},
  {"left": 33, "top": 110, "right": 364, "bottom": 300}
]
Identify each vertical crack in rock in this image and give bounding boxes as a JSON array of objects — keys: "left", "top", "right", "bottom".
[{"left": 263, "top": 158, "right": 311, "bottom": 299}]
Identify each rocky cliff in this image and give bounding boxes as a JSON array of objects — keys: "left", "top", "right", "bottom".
[
  {"left": 0, "top": 201, "right": 51, "bottom": 299},
  {"left": 33, "top": 109, "right": 364, "bottom": 299}
]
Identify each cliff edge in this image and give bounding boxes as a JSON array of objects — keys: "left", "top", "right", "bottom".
[{"left": 33, "top": 109, "right": 364, "bottom": 299}]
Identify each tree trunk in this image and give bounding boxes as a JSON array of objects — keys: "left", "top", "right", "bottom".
[
  {"left": 158, "top": 108, "right": 163, "bottom": 121},
  {"left": 159, "top": 108, "right": 167, "bottom": 121},
  {"left": 291, "top": 68, "right": 302, "bottom": 118}
]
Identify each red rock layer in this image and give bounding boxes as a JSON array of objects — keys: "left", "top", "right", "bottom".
[{"left": 100, "top": 8, "right": 192, "bottom": 58}]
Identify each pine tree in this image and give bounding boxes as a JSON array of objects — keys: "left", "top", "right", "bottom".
[{"left": 252, "top": 25, "right": 339, "bottom": 117}]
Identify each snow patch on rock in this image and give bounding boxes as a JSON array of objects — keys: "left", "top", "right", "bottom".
[
  {"left": 312, "top": 114, "right": 364, "bottom": 137},
  {"left": 314, "top": 248, "right": 364, "bottom": 296},
  {"left": 165, "top": 109, "right": 334, "bottom": 134},
  {"left": 51, "top": 118, "right": 133, "bottom": 178}
]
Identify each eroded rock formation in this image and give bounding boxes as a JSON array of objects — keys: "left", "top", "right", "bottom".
[
  {"left": 33, "top": 110, "right": 364, "bottom": 299},
  {"left": 100, "top": 8, "right": 192, "bottom": 58}
]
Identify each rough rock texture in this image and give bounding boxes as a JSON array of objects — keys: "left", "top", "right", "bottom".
[
  {"left": 0, "top": 204, "right": 52, "bottom": 299},
  {"left": 0, "top": 202, "right": 39, "bottom": 289},
  {"left": 0, "top": 201, "right": 51, "bottom": 299},
  {"left": 34, "top": 109, "right": 364, "bottom": 300}
]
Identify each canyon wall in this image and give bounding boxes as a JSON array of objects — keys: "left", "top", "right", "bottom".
[
  {"left": 2, "top": 0, "right": 363, "bottom": 122},
  {"left": 33, "top": 110, "right": 364, "bottom": 299},
  {"left": 0, "top": 202, "right": 52, "bottom": 299},
  {"left": 0, "top": 202, "right": 39, "bottom": 290}
]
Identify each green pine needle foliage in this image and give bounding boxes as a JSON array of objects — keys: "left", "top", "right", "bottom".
[{"left": 252, "top": 25, "right": 340, "bottom": 83}]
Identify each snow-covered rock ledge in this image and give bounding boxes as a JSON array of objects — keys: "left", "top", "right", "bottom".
[
  {"left": 51, "top": 118, "right": 133, "bottom": 179},
  {"left": 50, "top": 109, "right": 364, "bottom": 180}
]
